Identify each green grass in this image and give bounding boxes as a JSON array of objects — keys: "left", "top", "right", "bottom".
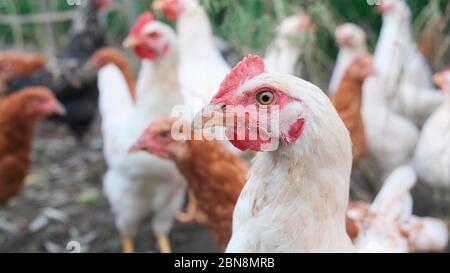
[{"left": 0, "top": 0, "right": 448, "bottom": 85}]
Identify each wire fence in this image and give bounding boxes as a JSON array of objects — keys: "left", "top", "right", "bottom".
[{"left": 0, "top": 0, "right": 147, "bottom": 55}]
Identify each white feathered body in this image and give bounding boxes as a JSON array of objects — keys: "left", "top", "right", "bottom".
[
  {"left": 374, "top": 1, "right": 438, "bottom": 126},
  {"left": 226, "top": 75, "right": 354, "bottom": 253},
  {"left": 99, "top": 59, "right": 185, "bottom": 237},
  {"left": 176, "top": 1, "right": 230, "bottom": 111},
  {"left": 354, "top": 165, "right": 449, "bottom": 253},
  {"left": 264, "top": 15, "right": 307, "bottom": 75},
  {"left": 414, "top": 99, "right": 450, "bottom": 188},
  {"left": 362, "top": 76, "right": 419, "bottom": 179}
]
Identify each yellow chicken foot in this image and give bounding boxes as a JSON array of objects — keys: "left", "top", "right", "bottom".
[
  {"left": 155, "top": 233, "right": 171, "bottom": 253},
  {"left": 176, "top": 190, "right": 198, "bottom": 223},
  {"left": 122, "top": 235, "right": 135, "bottom": 253}
]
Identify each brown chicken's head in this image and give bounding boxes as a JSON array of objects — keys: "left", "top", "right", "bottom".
[
  {"left": 123, "top": 12, "right": 177, "bottom": 61},
  {"left": 335, "top": 23, "right": 366, "bottom": 49},
  {"left": 433, "top": 68, "right": 450, "bottom": 94},
  {"left": 348, "top": 54, "right": 375, "bottom": 82},
  {"left": 6, "top": 87, "right": 66, "bottom": 119},
  {"left": 24, "top": 53, "right": 46, "bottom": 72},
  {"left": 152, "top": 0, "right": 188, "bottom": 21},
  {"left": 130, "top": 117, "right": 192, "bottom": 160}
]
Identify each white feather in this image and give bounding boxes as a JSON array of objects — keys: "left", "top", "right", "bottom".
[
  {"left": 99, "top": 25, "right": 186, "bottom": 241},
  {"left": 226, "top": 73, "right": 354, "bottom": 253}
]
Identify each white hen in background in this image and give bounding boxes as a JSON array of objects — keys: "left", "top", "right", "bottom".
[
  {"left": 414, "top": 69, "right": 450, "bottom": 189},
  {"left": 328, "top": 23, "right": 368, "bottom": 96},
  {"left": 362, "top": 75, "right": 419, "bottom": 180},
  {"left": 99, "top": 13, "right": 186, "bottom": 253},
  {"left": 154, "top": 0, "right": 231, "bottom": 110},
  {"left": 350, "top": 166, "right": 449, "bottom": 253},
  {"left": 374, "top": 0, "right": 441, "bottom": 126},
  {"left": 264, "top": 11, "right": 312, "bottom": 75}
]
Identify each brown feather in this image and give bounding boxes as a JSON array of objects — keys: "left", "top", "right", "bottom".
[
  {"left": 175, "top": 138, "right": 248, "bottom": 251},
  {"left": 331, "top": 56, "right": 372, "bottom": 161},
  {"left": 0, "top": 51, "right": 46, "bottom": 95},
  {"left": 0, "top": 88, "right": 58, "bottom": 204}
]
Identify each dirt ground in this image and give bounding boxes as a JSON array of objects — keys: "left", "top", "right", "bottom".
[
  {"left": 0, "top": 117, "right": 217, "bottom": 253},
  {"left": 0, "top": 113, "right": 449, "bottom": 253}
]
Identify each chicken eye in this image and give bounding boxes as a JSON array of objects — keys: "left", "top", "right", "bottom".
[
  {"left": 256, "top": 90, "right": 274, "bottom": 105},
  {"left": 35, "top": 98, "right": 45, "bottom": 104},
  {"left": 159, "top": 130, "right": 170, "bottom": 138},
  {"left": 148, "top": 32, "right": 161, "bottom": 39}
]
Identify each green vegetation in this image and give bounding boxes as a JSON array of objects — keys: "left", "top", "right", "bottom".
[{"left": 0, "top": 0, "right": 448, "bottom": 86}]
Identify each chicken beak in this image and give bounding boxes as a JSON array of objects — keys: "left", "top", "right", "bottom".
[
  {"left": 192, "top": 103, "right": 235, "bottom": 130},
  {"left": 51, "top": 101, "right": 66, "bottom": 116},
  {"left": 152, "top": 0, "right": 164, "bottom": 10},
  {"left": 433, "top": 73, "right": 442, "bottom": 86},
  {"left": 123, "top": 35, "right": 141, "bottom": 48}
]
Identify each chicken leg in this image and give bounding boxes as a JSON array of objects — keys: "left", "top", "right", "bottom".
[
  {"left": 155, "top": 233, "right": 171, "bottom": 253},
  {"left": 176, "top": 190, "right": 199, "bottom": 223},
  {"left": 122, "top": 235, "right": 135, "bottom": 253}
]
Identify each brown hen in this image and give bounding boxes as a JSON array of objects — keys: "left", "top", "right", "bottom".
[
  {"left": 0, "top": 87, "right": 65, "bottom": 205},
  {"left": 131, "top": 117, "right": 248, "bottom": 251},
  {"left": 331, "top": 54, "right": 374, "bottom": 162},
  {"left": 0, "top": 51, "right": 46, "bottom": 95}
]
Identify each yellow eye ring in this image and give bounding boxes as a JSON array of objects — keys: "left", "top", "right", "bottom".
[{"left": 256, "top": 90, "right": 275, "bottom": 105}]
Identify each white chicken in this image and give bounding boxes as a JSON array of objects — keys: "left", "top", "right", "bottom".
[
  {"left": 328, "top": 23, "right": 368, "bottom": 96},
  {"left": 374, "top": 0, "right": 442, "bottom": 126},
  {"left": 414, "top": 69, "right": 450, "bottom": 188},
  {"left": 264, "top": 11, "right": 313, "bottom": 75},
  {"left": 194, "top": 55, "right": 354, "bottom": 252},
  {"left": 99, "top": 12, "right": 185, "bottom": 253},
  {"left": 362, "top": 75, "right": 419, "bottom": 180},
  {"left": 153, "top": 0, "right": 231, "bottom": 110},
  {"left": 349, "top": 166, "right": 449, "bottom": 253}
]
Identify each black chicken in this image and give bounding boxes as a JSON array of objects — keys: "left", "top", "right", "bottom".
[{"left": 7, "top": 0, "right": 111, "bottom": 139}]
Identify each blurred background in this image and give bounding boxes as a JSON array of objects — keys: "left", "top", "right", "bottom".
[
  {"left": 1, "top": 0, "right": 448, "bottom": 87},
  {"left": 0, "top": 0, "right": 449, "bottom": 253}
]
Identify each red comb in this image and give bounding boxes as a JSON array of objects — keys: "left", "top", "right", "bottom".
[
  {"left": 214, "top": 55, "right": 265, "bottom": 100},
  {"left": 131, "top": 12, "right": 154, "bottom": 35}
]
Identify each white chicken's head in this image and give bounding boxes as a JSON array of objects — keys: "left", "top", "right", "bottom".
[
  {"left": 123, "top": 12, "right": 177, "bottom": 61},
  {"left": 153, "top": 0, "right": 196, "bottom": 20},
  {"left": 433, "top": 68, "right": 450, "bottom": 94},
  {"left": 130, "top": 117, "right": 191, "bottom": 160},
  {"left": 193, "top": 55, "right": 344, "bottom": 153},
  {"left": 278, "top": 11, "right": 312, "bottom": 35},
  {"left": 335, "top": 23, "right": 366, "bottom": 49}
]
